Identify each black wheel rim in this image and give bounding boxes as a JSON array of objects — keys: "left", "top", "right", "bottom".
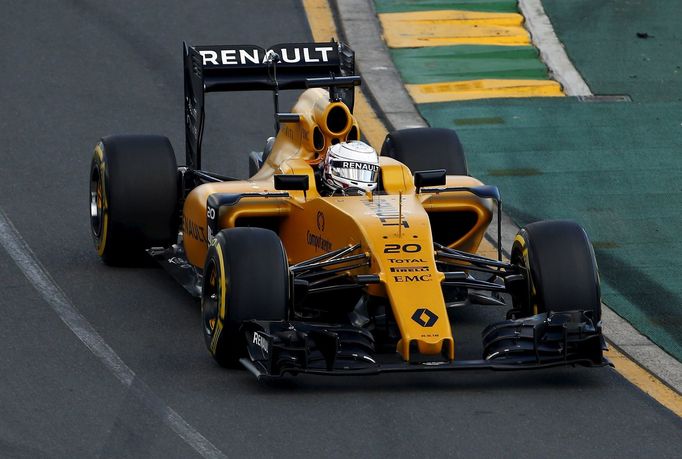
[
  {"left": 202, "top": 258, "right": 220, "bottom": 338},
  {"left": 89, "top": 165, "right": 103, "bottom": 238}
]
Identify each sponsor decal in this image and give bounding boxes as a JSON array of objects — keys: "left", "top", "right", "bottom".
[
  {"left": 198, "top": 45, "right": 335, "bottom": 67},
  {"left": 205, "top": 206, "right": 217, "bottom": 243},
  {"left": 306, "top": 230, "right": 332, "bottom": 252},
  {"left": 316, "top": 211, "right": 325, "bottom": 232},
  {"left": 388, "top": 258, "right": 427, "bottom": 264},
  {"left": 331, "top": 160, "right": 379, "bottom": 172},
  {"left": 282, "top": 125, "right": 295, "bottom": 141},
  {"left": 252, "top": 332, "right": 269, "bottom": 354},
  {"left": 183, "top": 216, "right": 206, "bottom": 243},
  {"left": 362, "top": 198, "right": 409, "bottom": 229},
  {"left": 393, "top": 274, "right": 432, "bottom": 283},
  {"left": 390, "top": 266, "right": 429, "bottom": 273},
  {"left": 411, "top": 308, "right": 439, "bottom": 327},
  {"left": 383, "top": 243, "right": 421, "bottom": 254}
]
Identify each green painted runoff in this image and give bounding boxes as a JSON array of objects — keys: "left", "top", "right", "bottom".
[
  {"left": 420, "top": 97, "right": 682, "bottom": 361},
  {"left": 379, "top": 0, "right": 682, "bottom": 360},
  {"left": 543, "top": 0, "right": 682, "bottom": 103},
  {"left": 391, "top": 46, "right": 550, "bottom": 84},
  {"left": 374, "top": 0, "right": 519, "bottom": 14}
]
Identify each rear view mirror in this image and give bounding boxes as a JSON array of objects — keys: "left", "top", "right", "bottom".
[
  {"left": 274, "top": 174, "right": 309, "bottom": 191},
  {"left": 414, "top": 169, "right": 446, "bottom": 193}
]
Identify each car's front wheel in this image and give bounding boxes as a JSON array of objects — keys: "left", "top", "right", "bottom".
[
  {"left": 201, "top": 227, "right": 289, "bottom": 367},
  {"left": 511, "top": 220, "right": 602, "bottom": 321}
]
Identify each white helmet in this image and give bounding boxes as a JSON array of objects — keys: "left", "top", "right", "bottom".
[{"left": 321, "top": 141, "right": 380, "bottom": 193}]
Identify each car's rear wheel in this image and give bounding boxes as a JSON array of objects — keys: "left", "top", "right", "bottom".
[
  {"left": 380, "top": 127, "right": 468, "bottom": 175},
  {"left": 89, "top": 135, "right": 178, "bottom": 265},
  {"left": 511, "top": 220, "right": 601, "bottom": 321},
  {"left": 201, "top": 227, "right": 289, "bottom": 367}
]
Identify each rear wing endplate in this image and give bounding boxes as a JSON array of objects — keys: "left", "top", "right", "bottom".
[{"left": 183, "top": 42, "right": 356, "bottom": 169}]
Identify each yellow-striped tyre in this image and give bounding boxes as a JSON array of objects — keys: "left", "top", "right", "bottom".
[
  {"left": 89, "top": 135, "right": 178, "bottom": 265},
  {"left": 511, "top": 220, "right": 601, "bottom": 321},
  {"left": 201, "top": 228, "right": 289, "bottom": 367}
]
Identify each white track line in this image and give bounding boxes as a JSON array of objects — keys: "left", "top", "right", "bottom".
[
  {"left": 0, "top": 209, "right": 226, "bottom": 459},
  {"left": 519, "top": 0, "right": 592, "bottom": 96}
]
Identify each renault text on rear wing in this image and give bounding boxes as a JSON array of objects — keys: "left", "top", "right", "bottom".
[
  {"left": 196, "top": 44, "right": 337, "bottom": 68},
  {"left": 183, "top": 42, "right": 355, "bottom": 169}
]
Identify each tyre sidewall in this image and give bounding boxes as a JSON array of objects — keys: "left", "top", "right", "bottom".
[
  {"left": 202, "top": 234, "right": 233, "bottom": 363},
  {"left": 511, "top": 228, "right": 538, "bottom": 316}
]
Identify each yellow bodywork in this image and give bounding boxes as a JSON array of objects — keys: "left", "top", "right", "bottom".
[{"left": 182, "top": 89, "right": 493, "bottom": 361}]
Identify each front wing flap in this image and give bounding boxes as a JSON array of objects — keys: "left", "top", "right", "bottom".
[
  {"left": 242, "top": 321, "right": 378, "bottom": 377},
  {"left": 240, "top": 311, "right": 608, "bottom": 379},
  {"left": 482, "top": 310, "right": 606, "bottom": 365}
]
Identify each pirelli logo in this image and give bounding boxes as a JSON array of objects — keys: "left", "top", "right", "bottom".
[{"left": 389, "top": 266, "right": 429, "bottom": 273}]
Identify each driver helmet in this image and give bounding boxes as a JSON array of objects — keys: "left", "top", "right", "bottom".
[{"left": 321, "top": 141, "right": 380, "bottom": 193}]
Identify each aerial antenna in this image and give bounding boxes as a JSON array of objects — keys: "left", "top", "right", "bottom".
[{"left": 398, "top": 191, "right": 403, "bottom": 238}]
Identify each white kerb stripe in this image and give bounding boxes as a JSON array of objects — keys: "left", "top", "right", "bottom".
[
  {"left": 0, "top": 209, "right": 226, "bottom": 459},
  {"left": 519, "top": 0, "right": 592, "bottom": 96}
]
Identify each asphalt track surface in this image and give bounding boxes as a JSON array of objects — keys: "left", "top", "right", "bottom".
[{"left": 0, "top": 1, "right": 680, "bottom": 457}]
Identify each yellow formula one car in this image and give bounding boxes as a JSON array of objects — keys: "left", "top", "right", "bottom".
[{"left": 89, "top": 42, "right": 606, "bottom": 377}]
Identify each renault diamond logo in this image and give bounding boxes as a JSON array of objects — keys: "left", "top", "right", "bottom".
[{"left": 411, "top": 308, "right": 438, "bottom": 327}]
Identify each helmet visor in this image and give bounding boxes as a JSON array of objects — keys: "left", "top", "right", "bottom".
[{"left": 330, "top": 160, "right": 379, "bottom": 183}]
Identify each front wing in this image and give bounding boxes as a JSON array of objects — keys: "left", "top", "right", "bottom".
[{"left": 240, "top": 311, "right": 608, "bottom": 379}]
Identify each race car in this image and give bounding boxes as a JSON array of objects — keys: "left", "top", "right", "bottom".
[{"left": 88, "top": 41, "right": 606, "bottom": 377}]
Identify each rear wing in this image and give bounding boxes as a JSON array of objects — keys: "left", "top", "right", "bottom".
[{"left": 183, "top": 41, "right": 356, "bottom": 170}]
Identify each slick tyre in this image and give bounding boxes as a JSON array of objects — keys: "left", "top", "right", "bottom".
[
  {"left": 201, "top": 228, "right": 289, "bottom": 367},
  {"left": 89, "top": 135, "right": 178, "bottom": 265},
  {"left": 511, "top": 220, "right": 601, "bottom": 321},
  {"left": 380, "top": 127, "right": 468, "bottom": 175}
]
